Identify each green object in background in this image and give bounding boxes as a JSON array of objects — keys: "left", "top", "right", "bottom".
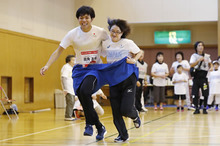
[{"left": 154, "top": 30, "right": 191, "bottom": 44}]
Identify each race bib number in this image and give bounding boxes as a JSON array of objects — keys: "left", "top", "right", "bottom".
[{"left": 81, "top": 50, "right": 98, "bottom": 66}]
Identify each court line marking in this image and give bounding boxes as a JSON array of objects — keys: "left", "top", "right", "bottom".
[
  {"left": 0, "top": 115, "right": 113, "bottom": 143},
  {"left": 122, "top": 113, "right": 186, "bottom": 146},
  {"left": 86, "top": 112, "right": 176, "bottom": 145}
]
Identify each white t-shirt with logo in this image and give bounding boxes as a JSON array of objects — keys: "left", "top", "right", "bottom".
[
  {"left": 208, "top": 70, "right": 220, "bottom": 94},
  {"left": 151, "top": 62, "right": 169, "bottom": 86},
  {"left": 102, "top": 38, "right": 140, "bottom": 63},
  {"left": 61, "top": 63, "right": 74, "bottom": 95},
  {"left": 190, "top": 53, "right": 211, "bottom": 71},
  {"left": 172, "top": 72, "right": 188, "bottom": 95},
  {"left": 171, "top": 60, "right": 190, "bottom": 78},
  {"left": 60, "top": 25, "right": 109, "bottom": 65},
  {"left": 136, "top": 61, "right": 148, "bottom": 80}
]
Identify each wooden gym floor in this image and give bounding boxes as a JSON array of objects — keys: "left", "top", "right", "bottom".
[{"left": 0, "top": 106, "right": 220, "bottom": 146}]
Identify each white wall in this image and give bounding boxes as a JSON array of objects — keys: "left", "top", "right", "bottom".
[
  {"left": 129, "top": 23, "right": 217, "bottom": 46},
  {"left": 0, "top": 0, "right": 217, "bottom": 41},
  {"left": 74, "top": 0, "right": 218, "bottom": 28},
  {"left": 0, "top": 0, "right": 75, "bottom": 41}
]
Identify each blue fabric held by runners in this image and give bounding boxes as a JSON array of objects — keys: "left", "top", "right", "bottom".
[{"left": 72, "top": 57, "right": 139, "bottom": 95}]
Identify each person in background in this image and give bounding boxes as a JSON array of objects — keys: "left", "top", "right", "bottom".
[
  {"left": 170, "top": 51, "right": 192, "bottom": 110},
  {"left": 217, "top": 56, "right": 220, "bottom": 69},
  {"left": 207, "top": 60, "right": 220, "bottom": 111},
  {"left": 91, "top": 89, "right": 107, "bottom": 116},
  {"left": 151, "top": 52, "right": 169, "bottom": 110},
  {"left": 74, "top": 89, "right": 107, "bottom": 118},
  {"left": 40, "top": 6, "right": 109, "bottom": 140},
  {"left": 61, "top": 55, "right": 76, "bottom": 121},
  {"left": 136, "top": 50, "right": 148, "bottom": 112},
  {"left": 190, "top": 41, "right": 213, "bottom": 114},
  {"left": 172, "top": 65, "right": 188, "bottom": 112}
]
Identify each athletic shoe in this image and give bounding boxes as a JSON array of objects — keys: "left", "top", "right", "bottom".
[
  {"left": 215, "top": 106, "right": 219, "bottom": 111},
  {"left": 141, "top": 107, "right": 148, "bottom": 112},
  {"left": 96, "top": 126, "right": 107, "bottom": 140},
  {"left": 177, "top": 107, "right": 180, "bottom": 112},
  {"left": 114, "top": 135, "right": 129, "bottom": 143},
  {"left": 84, "top": 124, "right": 93, "bottom": 136},
  {"left": 207, "top": 107, "right": 214, "bottom": 111},
  {"left": 133, "top": 113, "right": 141, "bottom": 128},
  {"left": 206, "top": 105, "right": 209, "bottom": 110},
  {"left": 193, "top": 109, "right": 200, "bottom": 114},
  {"left": 64, "top": 117, "right": 76, "bottom": 121},
  {"left": 203, "top": 109, "right": 208, "bottom": 114},
  {"left": 188, "top": 106, "right": 195, "bottom": 111},
  {"left": 181, "top": 107, "right": 184, "bottom": 112}
]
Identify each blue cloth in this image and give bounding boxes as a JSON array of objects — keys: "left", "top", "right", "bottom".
[{"left": 72, "top": 57, "right": 138, "bottom": 95}]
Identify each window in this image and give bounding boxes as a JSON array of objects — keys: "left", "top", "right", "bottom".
[
  {"left": 24, "top": 77, "right": 34, "bottom": 103},
  {"left": 1, "top": 76, "right": 12, "bottom": 100}
]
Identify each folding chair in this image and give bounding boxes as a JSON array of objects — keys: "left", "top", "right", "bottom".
[{"left": 0, "top": 86, "right": 19, "bottom": 119}]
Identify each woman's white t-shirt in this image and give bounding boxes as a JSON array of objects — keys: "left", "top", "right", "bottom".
[
  {"left": 190, "top": 53, "right": 211, "bottom": 71},
  {"left": 208, "top": 70, "right": 220, "bottom": 94},
  {"left": 60, "top": 25, "right": 109, "bottom": 65},
  {"left": 151, "top": 62, "right": 169, "bottom": 86},
  {"left": 172, "top": 72, "right": 188, "bottom": 95},
  {"left": 102, "top": 38, "right": 140, "bottom": 64},
  {"left": 136, "top": 61, "right": 148, "bottom": 80},
  {"left": 171, "top": 60, "right": 190, "bottom": 78}
]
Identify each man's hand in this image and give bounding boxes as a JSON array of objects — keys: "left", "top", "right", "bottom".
[{"left": 40, "top": 66, "right": 48, "bottom": 76}]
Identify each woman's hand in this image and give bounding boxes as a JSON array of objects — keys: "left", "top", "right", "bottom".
[
  {"left": 136, "top": 81, "right": 141, "bottom": 87},
  {"left": 126, "top": 56, "right": 136, "bottom": 64}
]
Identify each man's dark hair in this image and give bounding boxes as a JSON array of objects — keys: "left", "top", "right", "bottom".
[
  {"left": 194, "top": 41, "right": 205, "bottom": 53},
  {"left": 108, "top": 18, "right": 131, "bottom": 38},
  {"left": 66, "top": 55, "right": 75, "bottom": 63},
  {"left": 175, "top": 51, "right": 184, "bottom": 60},
  {"left": 76, "top": 6, "right": 95, "bottom": 19}
]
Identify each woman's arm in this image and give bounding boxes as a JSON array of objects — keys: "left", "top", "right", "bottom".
[{"left": 126, "top": 51, "right": 142, "bottom": 64}]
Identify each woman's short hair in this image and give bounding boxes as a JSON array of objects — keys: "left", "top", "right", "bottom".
[
  {"left": 194, "top": 41, "right": 204, "bottom": 53},
  {"left": 107, "top": 18, "right": 131, "bottom": 38},
  {"left": 76, "top": 6, "right": 95, "bottom": 19},
  {"left": 175, "top": 51, "right": 184, "bottom": 60},
  {"left": 155, "top": 52, "right": 164, "bottom": 63}
]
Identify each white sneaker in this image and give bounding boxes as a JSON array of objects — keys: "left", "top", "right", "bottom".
[
  {"left": 141, "top": 107, "right": 148, "bottom": 112},
  {"left": 207, "top": 107, "right": 214, "bottom": 111},
  {"left": 65, "top": 117, "right": 76, "bottom": 121}
]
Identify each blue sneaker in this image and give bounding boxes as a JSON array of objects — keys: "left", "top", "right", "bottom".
[
  {"left": 215, "top": 106, "right": 219, "bottom": 111},
  {"left": 133, "top": 113, "right": 141, "bottom": 128},
  {"left": 96, "top": 126, "right": 107, "bottom": 140},
  {"left": 84, "top": 124, "right": 93, "bottom": 136}
]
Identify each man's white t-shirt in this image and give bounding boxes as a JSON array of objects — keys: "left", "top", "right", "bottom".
[
  {"left": 171, "top": 60, "right": 190, "bottom": 78},
  {"left": 172, "top": 72, "right": 188, "bottom": 95},
  {"left": 136, "top": 61, "right": 148, "bottom": 80},
  {"left": 208, "top": 70, "right": 220, "bottom": 94},
  {"left": 61, "top": 63, "right": 74, "bottom": 95},
  {"left": 102, "top": 38, "right": 140, "bottom": 63},
  {"left": 190, "top": 53, "right": 211, "bottom": 71},
  {"left": 151, "top": 62, "right": 169, "bottom": 86},
  {"left": 60, "top": 25, "right": 109, "bottom": 65}
]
